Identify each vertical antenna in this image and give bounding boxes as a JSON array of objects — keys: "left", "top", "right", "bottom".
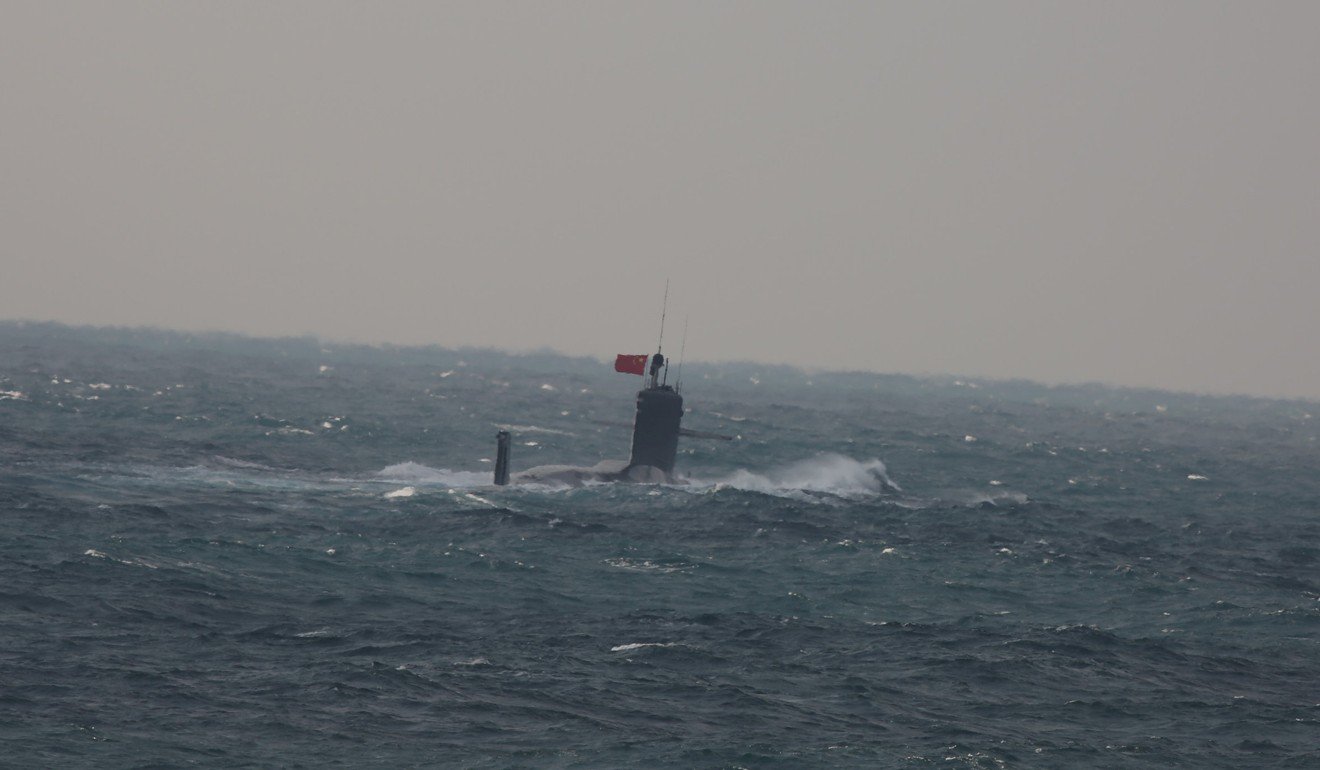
[
  {"left": 656, "top": 279, "right": 669, "bottom": 354},
  {"left": 675, "top": 315, "right": 689, "bottom": 393}
]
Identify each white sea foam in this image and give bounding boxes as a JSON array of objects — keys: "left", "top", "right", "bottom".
[
  {"left": 711, "top": 412, "right": 747, "bottom": 422},
  {"left": 384, "top": 486, "right": 416, "bottom": 499},
  {"left": 375, "top": 462, "right": 489, "bottom": 488},
  {"left": 270, "top": 427, "right": 315, "bottom": 436},
  {"left": 696, "top": 454, "right": 899, "bottom": 498},
  {"left": 0, "top": 390, "right": 27, "bottom": 400},
  {"left": 83, "top": 548, "right": 156, "bottom": 569},
  {"left": 208, "top": 457, "right": 289, "bottom": 477},
  {"left": 495, "top": 423, "right": 575, "bottom": 436},
  {"left": 611, "top": 642, "right": 680, "bottom": 652},
  {"left": 604, "top": 557, "right": 692, "bottom": 573},
  {"left": 967, "top": 490, "right": 1030, "bottom": 507}
]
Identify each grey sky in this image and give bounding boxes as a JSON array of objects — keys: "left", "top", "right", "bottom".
[{"left": 4, "top": 2, "right": 1318, "bottom": 398}]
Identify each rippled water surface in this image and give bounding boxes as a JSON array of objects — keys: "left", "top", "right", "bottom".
[{"left": 1, "top": 323, "right": 1317, "bottom": 767}]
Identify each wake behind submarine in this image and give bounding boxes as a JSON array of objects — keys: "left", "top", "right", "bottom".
[{"left": 493, "top": 349, "right": 732, "bottom": 486}]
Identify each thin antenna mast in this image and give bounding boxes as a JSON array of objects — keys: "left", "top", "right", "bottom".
[
  {"left": 675, "top": 315, "right": 689, "bottom": 393},
  {"left": 656, "top": 279, "right": 670, "bottom": 354}
]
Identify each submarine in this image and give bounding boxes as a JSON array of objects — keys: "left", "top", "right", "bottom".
[{"left": 492, "top": 349, "right": 730, "bottom": 486}]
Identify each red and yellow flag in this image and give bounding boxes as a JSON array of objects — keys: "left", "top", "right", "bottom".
[{"left": 614, "top": 354, "right": 648, "bottom": 376}]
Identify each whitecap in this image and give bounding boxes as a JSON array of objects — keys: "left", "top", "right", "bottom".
[
  {"left": 968, "top": 490, "right": 1030, "bottom": 507},
  {"left": 611, "top": 642, "right": 679, "bottom": 652},
  {"left": 211, "top": 456, "right": 280, "bottom": 472},
  {"left": 693, "top": 454, "right": 899, "bottom": 498},
  {"left": 83, "top": 548, "right": 155, "bottom": 568},
  {"left": 495, "top": 423, "right": 575, "bottom": 436},
  {"left": 384, "top": 486, "right": 416, "bottom": 499},
  {"left": 375, "top": 462, "right": 489, "bottom": 488},
  {"left": 604, "top": 557, "right": 692, "bottom": 573}
]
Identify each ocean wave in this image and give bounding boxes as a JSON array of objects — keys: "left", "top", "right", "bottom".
[
  {"left": 374, "top": 461, "right": 491, "bottom": 488},
  {"left": 495, "top": 423, "right": 576, "bottom": 436},
  {"left": 610, "top": 641, "right": 681, "bottom": 652},
  {"left": 8, "top": 324, "right": 1320, "bottom": 768},
  {"left": 691, "top": 454, "right": 900, "bottom": 498}
]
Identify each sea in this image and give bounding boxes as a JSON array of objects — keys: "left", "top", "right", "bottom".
[{"left": 1, "top": 321, "right": 1317, "bottom": 768}]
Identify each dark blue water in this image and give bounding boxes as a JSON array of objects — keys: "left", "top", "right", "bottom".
[{"left": 2, "top": 322, "right": 1317, "bottom": 767}]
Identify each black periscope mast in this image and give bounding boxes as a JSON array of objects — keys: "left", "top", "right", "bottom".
[{"left": 492, "top": 303, "right": 732, "bottom": 486}]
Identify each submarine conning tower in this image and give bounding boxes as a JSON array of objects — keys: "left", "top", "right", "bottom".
[
  {"left": 624, "top": 351, "right": 683, "bottom": 479},
  {"left": 490, "top": 345, "right": 717, "bottom": 486},
  {"left": 628, "top": 385, "right": 683, "bottom": 477}
]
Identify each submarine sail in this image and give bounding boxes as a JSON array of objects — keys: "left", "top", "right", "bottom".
[{"left": 624, "top": 354, "right": 683, "bottom": 481}]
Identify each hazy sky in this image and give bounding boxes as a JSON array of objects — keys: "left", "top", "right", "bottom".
[{"left": 4, "top": 2, "right": 1318, "bottom": 398}]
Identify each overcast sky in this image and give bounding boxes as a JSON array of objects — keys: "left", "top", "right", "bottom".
[{"left": 4, "top": 2, "right": 1317, "bottom": 398}]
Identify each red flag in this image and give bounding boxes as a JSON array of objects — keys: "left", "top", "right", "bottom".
[{"left": 614, "top": 354, "right": 648, "bottom": 376}]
